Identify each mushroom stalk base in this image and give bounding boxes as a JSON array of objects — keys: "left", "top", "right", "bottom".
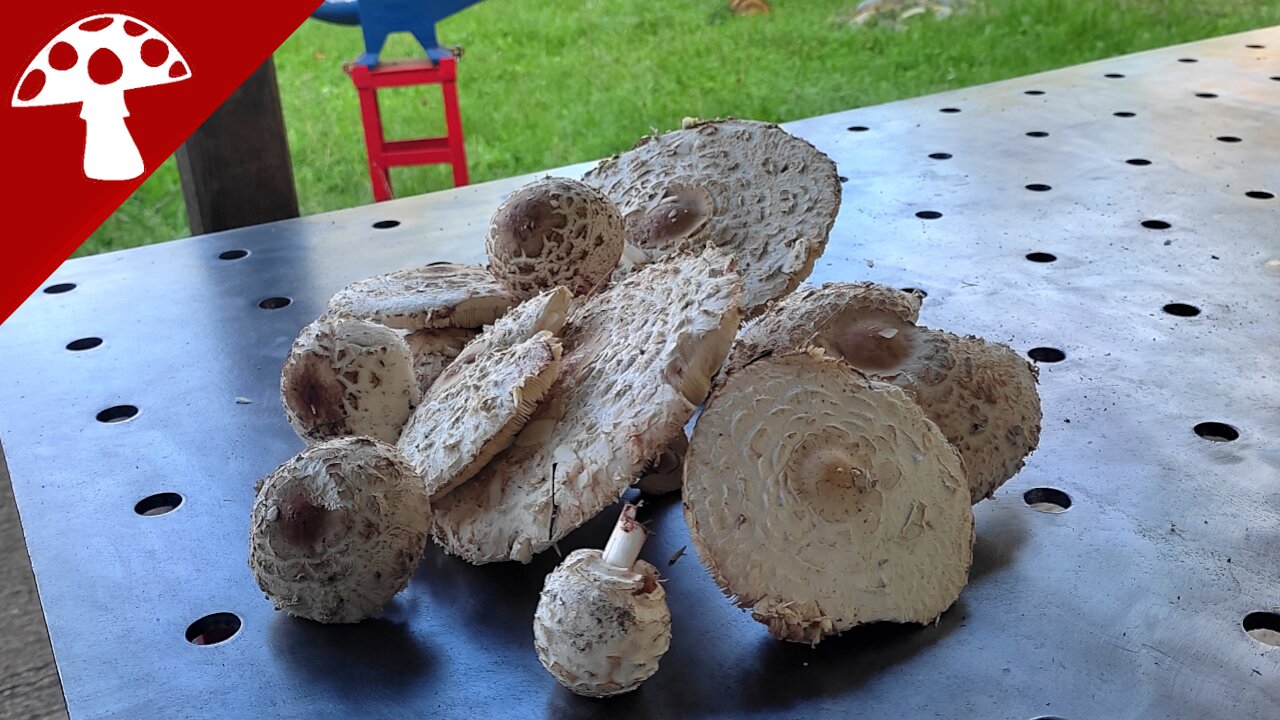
[
  {"left": 601, "top": 504, "right": 646, "bottom": 570},
  {"left": 80, "top": 98, "right": 144, "bottom": 181}
]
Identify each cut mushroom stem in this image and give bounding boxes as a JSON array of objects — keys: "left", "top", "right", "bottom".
[{"left": 601, "top": 503, "right": 646, "bottom": 570}]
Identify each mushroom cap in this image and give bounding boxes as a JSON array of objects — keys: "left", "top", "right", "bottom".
[
  {"left": 683, "top": 349, "right": 974, "bottom": 645},
  {"left": 723, "top": 283, "right": 1041, "bottom": 501},
  {"left": 403, "top": 327, "right": 478, "bottom": 396},
  {"left": 486, "top": 178, "right": 624, "bottom": 300},
  {"left": 883, "top": 329, "right": 1043, "bottom": 502},
  {"left": 248, "top": 437, "right": 431, "bottom": 624},
  {"left": 327, "top": 263, "right": 515, "bottom": 330},
  {"left": 582, "top": 119, "right": 840, "bottom": 316},
  {"left": 281, "top": 317, "right": 419, "bottom": 444},
  {"left": 449, "top": 286, "right": 572, "bottom": 370},
  {"left": 533, "top": 549, "right": 671, "bottom": 698},
  {"left": 14, "top": 14, "right": 190, "bottom": 108},
  {"left": 635, "top": 432, "right": 688, "bottom": 496},
  {"left": 723, "top": 281, "right": 923, "bottom": 377},
  {"left": 398, "top": 331, "right": 563, "bottom": 500},
  {"left": 430, "top": 247, "right": 743, "bottom": 563}
]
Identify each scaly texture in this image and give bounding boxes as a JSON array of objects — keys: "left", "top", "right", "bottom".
[
  {"left": 683, "top": 350, "right": 974, "bottom": 645},
  {"left": 724, "top": 283, "right": 1041, "bottom": 501},
  {"left": 248, "top": 437, "right": 431, "bottom": 624},
  {"left": 582, "top": 119, "right": 840, "bottom": 316},
  {"left": 327, "top": 263, "right": 515, "bottom": 330},
  {"left": 450, "top": 286, "right": 572, "bottom": 369},
  {"left": 403, "top": 327, "right": 478, "bottom": 396},
  {"left": 487, "top": 178, "right": 624, "bottom": 300},
  {"left": 398, "top": 332, "right": 563, "bottom": 501},
  {"left": 533, "top": 550, "right": 671, "bottom": 698},
  {"left": 431, "top": 247, "right": 743, "bottom": 563},
  {"left": 281, "top": 317, "right": 419, "bottom": 444}
]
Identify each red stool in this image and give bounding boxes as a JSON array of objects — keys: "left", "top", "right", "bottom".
[{"left": 345, "top": 57, "right": 469, "bottom": 202}]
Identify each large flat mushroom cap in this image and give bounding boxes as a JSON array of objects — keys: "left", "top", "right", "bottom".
[
  {"left": 398, "top": 331, "right": 563, "bottom": 500},
  {"left": 281, "top": 317, "right": 419, "bottom": 444},
  {"left": 533, "top": 549, "right": 671, "bottom": 698},
  {"left": 430, "top": 247, "right": 743, "bottom": 563},
  {"left": 486, "top": 178, "right": 624, "bottom": 300},
  {"left": 327, "top": 263, "right": 515, "bottom": 330},
  {"left": 889, "top": 330, "right": 1043, "bottom": 502},
  {"left": 723, "top": 281, "right": 923, "bottom": 377},
  {"left": 582, "top": 119, "right": 840, "bottom": 316},
  {"left": 248, "top": 437, "right": 431, "bottom": 624},
  {"left": 449, "top": 286, "right": 572, "bottom": 370},
  {"left": 683, "top": 350, "right": 974, "bottom": 645},
  {"left": 403, "top": 327, "right": 478, "bottom": 396}
]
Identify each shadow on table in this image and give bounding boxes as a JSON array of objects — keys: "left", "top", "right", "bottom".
[{"left": 267, "top": 615, "right": 436, "bottom": 695}]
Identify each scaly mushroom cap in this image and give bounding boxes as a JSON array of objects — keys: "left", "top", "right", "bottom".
[
  {"left": 683, "top": 349, "right": 974, "bottom": 645},
  {"left": 281, "top": 317, "right": 419, "bottom": 444},
  {"left": 533, "top": 549, "right": 671, "bottom": 698},
  {"left": 723, "top": 283, "right": 1040, "bottom": 501},
  {"left": 248, "top": 437, "right": 431, "bottom": 624},
  {"left": 636, "top": 432, "right": 688, "bottom": 496},
  {"left": 449, "top": 286, "right": 572, "bottom": 370},
  {"left": 582, "top": 119, "right": 840, "bottom": 316},
  {"left": 430, "top": 247, "right": 743, "bottom": 563},
  {"left": 327, "top": 263, "right": 515, "bottom": 330},
  {"left": 398, "top": 331, "right": 563, "bottom": 500},
  {"left": 403, "top": 327, "right": 478, "bottom": 396},
  {"left": 486, "top": 178, "right": 624, "bottom": 300}
]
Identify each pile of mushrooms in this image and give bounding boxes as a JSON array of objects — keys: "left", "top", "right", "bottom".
[{"left": 246, "top": 118, "right": 1043, "bottom": 698}]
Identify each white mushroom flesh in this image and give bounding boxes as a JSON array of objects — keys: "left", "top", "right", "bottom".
[
  {"left": 248, "top": 437, "right": 431, "bottom": 624},
  {"left": 430, "top": 247, "right": 742, "bottom": 563},
  {"left": 683, "top": 349, "right": 974, "bottom": 645},
  {"left": 327, "top": 262, "right": 515, "bottom": 330},
  {"left": 281, "top": 317, "right": 419, "bottom": 444},
  {"left": 487, "top": 178, "right": 624, "bottom": 300},
  {"left": 582, "top": 119, "right": 841, "bottom": 316},
  {"left": 398, "top": 331, "right": 563, "bottom": 501}
]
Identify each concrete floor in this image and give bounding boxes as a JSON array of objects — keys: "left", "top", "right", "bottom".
[{"left": 0, "top": 446, "right": 68, "bottom": 720}]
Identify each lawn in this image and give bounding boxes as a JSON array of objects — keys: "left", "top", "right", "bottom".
[{"left": 81, "top": 0, "right": 1280, "bottom": 256}]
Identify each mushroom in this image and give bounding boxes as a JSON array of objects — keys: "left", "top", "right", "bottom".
[
  {"left": 582, "top": 119, "right": 841, "bottom": 316},
  {"left": 635, "top": 432, "right": 688, "bottom": 496},
  {"left": 327, "top": 262, "right": 515, "bottom": 331},
  {"left": 248, "top": 437, "right": 431, "bottom": 624},
  {"left": 12, "top": 14, "right": 190, "bottom": 180},
  {"left": 723, "top": 282, "right": 1042, "bottom": 501},
  {"left": 403, "top": 327, "right": 478, "bottom": 396},
  {"left": 486, "top": 178, "right": 624, "bottom": 300},
  {"left": 447, "top": 286, "right": 572, "bottom": 371},
  {"left": 281, "top": 317, "right": 420, "bottom": 445},
  {"left": 398, "top": 331, "right": 563, "bottom": 500},
  {"left": 430, "top": 247, "right": 742, "bottom": 563},
  {"left": 533, "top": 504, "right": 671, "bottom": 697},
  {"left": 683, "top": 349, "right": 974, "bottom": 645}
]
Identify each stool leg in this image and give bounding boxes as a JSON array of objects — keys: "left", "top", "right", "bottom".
[
  {"left": 355, "top": 84, "right": 394, "bottom": 201},
  {"left": 441, "top": 77, "right": 469, "bottom": 187}
]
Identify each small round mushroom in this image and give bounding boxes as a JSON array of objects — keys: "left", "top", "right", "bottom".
[
  {"left": 583, "top": 119, "right": 841, "bottom": 316},
  {"left": 487, "top": 178, "right": 624, "bottom": 301},
  {"left": 248, "top": 437, "right": 431, "bottom": 624},
  {"left": 431, "top": 247, "right": 742, "bottom": 564},
  {"left": 403, "top": 327, "right": 479, "bottom": 396},
  {"left": 635, "top": 432, "right": 688, "bottom": 496},
  {"left": 281, "top": 317, "right": 419, "bottom": 444},
  {"left": 327, "top": 262, "right": 515, "bottom": 330},
  {"left": 723, "top": 282, "right": 1041, "bottom": 502},
  {"left": 534, "top": 504, "right": 671, "bottom": 697},
  {"left": 398, "top": 331, "right": 563, "bottom": 500},
  {"left": 684, "top": 349, "right": 974, "bottom": 645}
]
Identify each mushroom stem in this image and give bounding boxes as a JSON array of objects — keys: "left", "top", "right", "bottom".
[
  {"left": 601, "top": 503, "right": 646, "bottom": 570},
  {"left": 80, "top": 93, "right": 142, "bottom": 181}
]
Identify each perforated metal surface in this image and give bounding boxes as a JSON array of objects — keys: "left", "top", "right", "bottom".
[{"left": 3, "top": 29, "right": 1279, "bottom": 720}]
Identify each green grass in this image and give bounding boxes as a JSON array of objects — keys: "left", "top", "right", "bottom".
[{"left": 81, "top": 0, "right": 1280, "bottom": 256}]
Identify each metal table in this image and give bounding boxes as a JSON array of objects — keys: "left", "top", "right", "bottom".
[{"left": 3, "top": 28, "right": 1279, "bottom": 720}]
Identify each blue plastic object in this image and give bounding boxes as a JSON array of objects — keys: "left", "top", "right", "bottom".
[{"left": 311, "top": 0, "right": 483, "bottom": 66}]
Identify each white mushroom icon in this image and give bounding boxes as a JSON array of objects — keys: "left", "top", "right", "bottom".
[{"left": 12, "top": 14, "right": 190, "bottom": 181}]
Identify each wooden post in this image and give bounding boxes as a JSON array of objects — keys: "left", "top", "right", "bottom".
[{"left": 177, "top": 57, "right": 299, "bottom": 235}]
